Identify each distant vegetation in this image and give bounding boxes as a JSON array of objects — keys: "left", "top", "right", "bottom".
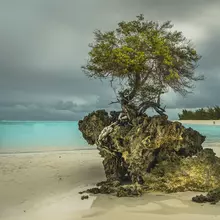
[{"left": 178, "top": 106, "right": 220, "bottom": 120}]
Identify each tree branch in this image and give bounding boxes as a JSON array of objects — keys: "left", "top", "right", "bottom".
[
  {"left": 138, "top": 101, "right": 166, "bottom": 116},
  {"left": 109, "top": 100, "right": 120, "bottom": 105}
]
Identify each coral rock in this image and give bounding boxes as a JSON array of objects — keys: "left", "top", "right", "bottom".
[{"left": 78, "top": 110, "right": 220, "bottom": 198}]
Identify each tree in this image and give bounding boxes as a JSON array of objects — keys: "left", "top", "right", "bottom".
[{"left": 82, "top": 14, "right": 204, "bottom": 119}]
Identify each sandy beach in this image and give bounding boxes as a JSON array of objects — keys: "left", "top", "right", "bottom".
[
  {"left": 1, "top": 148, "right": 220, "bottom": 220},
  {"left": 175, "top": 120, "right": 220, "bottom": 125},
  {"left": 0, "top": 150, "right": 105, "bottom": 220}
]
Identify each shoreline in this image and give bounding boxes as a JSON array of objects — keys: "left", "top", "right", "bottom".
[
  {"left": 174, "top": 120, "right": 220, "bottom": 125},
  {"left": 0, "top": 147, "right": 96, "bottom": 155}
]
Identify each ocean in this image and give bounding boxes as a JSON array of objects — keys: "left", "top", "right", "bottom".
[
  {"left": 0, "top": 121, "right": 219, "bottom": 153},
  {"left": 0, "top": 121, "right": 92, "bottom": 153}
]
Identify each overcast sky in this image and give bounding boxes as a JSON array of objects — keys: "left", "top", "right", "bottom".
[{"left": 0, "top": 0, "right": 220, "bottom": 120}]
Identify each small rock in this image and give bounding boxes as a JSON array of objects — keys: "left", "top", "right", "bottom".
[{"left": 81, "top": 195, "right": 89, "bottom": 200}]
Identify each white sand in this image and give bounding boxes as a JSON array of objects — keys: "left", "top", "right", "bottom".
[
  {"left": 175, "top": 120, "right": 220, "bottom": 125},
  {"left": 0, "top": 150, "right": 105, "bottom": 220},
  {"left": 1, "top": 148, "right": 220, "bottom": 220}
]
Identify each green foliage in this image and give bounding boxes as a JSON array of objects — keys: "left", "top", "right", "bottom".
[
  {"left": 82, "top": 14, "right": 204, "bottom": 114},
  {"left": 178, "top": 106, "right": 220, "bottom": 120}
]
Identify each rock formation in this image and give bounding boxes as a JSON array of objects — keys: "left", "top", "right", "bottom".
[
  {"left": 192, "top": 188, "right": 220, "bottom": 204},
  {"left": 78, "top": 109, "right": 220, "bottom": 198}
]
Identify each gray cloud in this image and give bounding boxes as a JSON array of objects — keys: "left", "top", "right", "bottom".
[{"left": 0, "top": 0, "right": 220, "bottom": 120}]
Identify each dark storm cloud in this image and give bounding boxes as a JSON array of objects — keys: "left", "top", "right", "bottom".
[{"left": 0, "top": 0, "right": 220, "bottom": 120}]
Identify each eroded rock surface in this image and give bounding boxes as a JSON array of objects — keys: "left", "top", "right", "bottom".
[{"left": 78, "top": 110, "right": 220, "bottom": 197}]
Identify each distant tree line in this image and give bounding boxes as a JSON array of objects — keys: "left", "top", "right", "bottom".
[{"left": 178, "top": 106, "right": 220, "bottom": 120}]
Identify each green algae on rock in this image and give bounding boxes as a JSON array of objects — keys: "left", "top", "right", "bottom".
[
  {"left": 144, "top": 148, "right": 220, "bottom": 193},
  {"left": 77, "top": 110, "right": 220, "bottom": 198}
]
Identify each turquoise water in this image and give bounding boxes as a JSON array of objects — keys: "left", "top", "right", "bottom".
[
  {"left": 0, "top": 121, "right": 92, "bottom": 153},
  {"left": 183, "top": 123, "right": 220, "bottom": 143},
  {"left": 0, "top": 121, "right": 219, "bottom": 153}
]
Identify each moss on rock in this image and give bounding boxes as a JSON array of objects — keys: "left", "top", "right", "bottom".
[
  {"left": 78, "top": 110, "right": 220, "bottom": 199},
  {"left": 144, "top": 148, "right": 220, "bottom": 192}
]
